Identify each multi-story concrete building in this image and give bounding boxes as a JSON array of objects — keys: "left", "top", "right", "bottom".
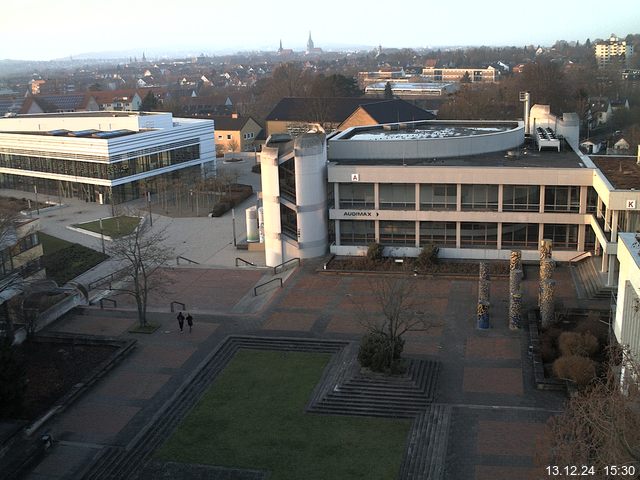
[
  {"left": 595, "top": 34, "right": 634, "bottom": 69},
  {"left": 421, "top": 66, "right": 497, "bottom": 83},
  {"left": 259, "top": 104, "right": 640, "bottom": 294},
  {"left": 0, "top": 111, "right": 215, "bottom": 204}
]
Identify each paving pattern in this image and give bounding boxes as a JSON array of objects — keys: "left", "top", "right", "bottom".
[{"left": 23, "top": 260, "right": 594, "bottom": 480}]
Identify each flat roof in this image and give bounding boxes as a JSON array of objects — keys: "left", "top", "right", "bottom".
[
  {"left": 330, "top": 137, "right": 587, "bottom": 168},
  {"left": 346, "top": 124, "right": 513, "bottom": 141},
  {"left": 591, "top": 155, "right": 640, "bottom": 190}
]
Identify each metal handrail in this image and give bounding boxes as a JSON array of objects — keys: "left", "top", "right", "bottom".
[
  {"left": 273, "top": 257, "right": 300, "bottom": 275},
  {"left": 254, "top": 277, "right": 283, "bottom": 296},
  {"left": 235, "top": 257, "right": 256, "bottom": 267},
  {"left": 87, "top": 267, "right": 129, "bottom": 291},
  {"left": 568, "top": 250, "right": 592, "bottom": 264},
  {"left": 99, "top": 298, "right": 117, "bottom": 309},
  {"left": 170, "top": 301, "right": 186, "bottom": 313},
  {"left": 176, "top": 256, "right": 199, "bottom": 265}
]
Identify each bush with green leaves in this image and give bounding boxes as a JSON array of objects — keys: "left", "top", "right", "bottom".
[
  {"left": 366, "top": 243, "right": 384, "bottom": 262},
  {"left": 358, "top": 331, "right": 405, "bottom": 374}
]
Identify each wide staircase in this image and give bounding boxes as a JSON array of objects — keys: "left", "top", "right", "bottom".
[{"left": 571, "top": 256, "right": 615, "bottom": 300}]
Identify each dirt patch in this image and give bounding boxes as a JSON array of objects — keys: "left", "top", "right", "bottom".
[{"left": 15, "top": 341, "right": 117, "bottom": 421}]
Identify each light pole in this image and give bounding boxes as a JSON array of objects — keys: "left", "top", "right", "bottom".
[
  {"left": 147, "top": 191, "right": 153, "bottom": 226},
  {"left": 231, "top": 208, "right": 237, "bottom": 247},
  {"left": 99, "top": 217, "right": 105, "bottom": 254},
  {"left": 34, "top": 184, "right": 40, "bottom": 215}
]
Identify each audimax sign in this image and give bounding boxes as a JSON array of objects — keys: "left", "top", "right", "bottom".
[{"left": 342, "top": 210, "right": 379, "bottom": 217}]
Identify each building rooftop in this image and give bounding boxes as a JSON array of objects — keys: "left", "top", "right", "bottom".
[
  {"left": 345, "top": 123, "right": 512, "bottom": 141},
  {"left": 591, "top": 155, "right": 640, "bottom": 190}
]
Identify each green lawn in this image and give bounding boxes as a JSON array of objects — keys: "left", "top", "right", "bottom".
[
  {"left": 156, "top": 350, "right": 411, "bottom": 480},
  {"left": 39, "top": 232, "right": 108, "bottom": 285},
  {"left": 73, "top": 215, "right": 140, "bottom": 238}
]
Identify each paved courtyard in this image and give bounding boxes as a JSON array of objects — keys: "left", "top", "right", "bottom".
[{"left": 16, "top": 257, "right": 597, "bottom": 479}]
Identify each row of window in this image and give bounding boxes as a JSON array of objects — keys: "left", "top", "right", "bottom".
[
  {"left": 338, "top": 183, "right": 596, "bottom": 213},
  {"left": 338, "top": 220, "right": 587, "bottom": 250},
  {"left": 0, "top": 144, "right": 200, "bottom": 180}
]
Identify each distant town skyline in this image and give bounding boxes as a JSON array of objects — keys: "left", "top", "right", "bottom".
[{"left": 2, "top": 0, "right": 639, "bottom": 61}]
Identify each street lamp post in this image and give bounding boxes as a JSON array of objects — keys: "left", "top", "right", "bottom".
[
  {"left": 99, "top": 217, "right": 105, "bottom": 254},
  {"left": 147, "top": 191, "right": 153, "bottom": 226},
  {"left": 34, "top": 185, "right": 40, "bottom": 215}
]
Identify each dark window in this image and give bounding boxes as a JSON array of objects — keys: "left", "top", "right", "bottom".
[
  {"left": 280, "top": 204, "right": 297, "bottom": 240},
  {"left": 379, "top": 184, "right": 415, "bottom": 210},
  {"left": 460, "top": 222, "right": 498, "bottom": 248},
  {"left": 339, "top": 183, "right": 374, "bottom": 209},
  {"left": 420, "top": 221, "right": 456, "bottom": 247},
  {"left": 339, "top": 220, "right": 375, "bottom": 246},
  {"left": 543, "top": 224, "right": 578, "bottom": 250},
  {"left": 544, "top": 186, "right": 580, "bottom": 213},
  {"left": 502, "top": 185, "right": 540, "bottom": 211},
  {"left": 461, "top": 185, "right": 498, "bottom": 211},
  {"left": 278, "top": 158, "right": 296, "bottom": 202},
  {"left": 501, "top": 223, "right": 539, "bottom": 249},
  {"left": 420, "top": 184, "right": 457, "bottom": 210},
  {"left": 379, "top": 221, "right": 415, "bottom": 245},
  {"left": 586, "top": 187, "right": 598, "bottom": 214}
]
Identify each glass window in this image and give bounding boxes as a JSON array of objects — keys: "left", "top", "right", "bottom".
[
  {"left": 339, "top": 183, "right": 374, "bottom": 209},
  {"left": 502, "top": 185, "right": 540, "bottom": 211},
  {"left": 586, "top": 187, "right": 598, "bottom": 214},
  {"left": 544, "top": 186, "right": 580, "bottom": 213},
  {"left": 501, "top": 223, "right": 539, "bottom": 249},
  {"left": 280, "top": 204, "right": 297, "bottom": 240},
  {"left": 461, "top": 185, "right": 498, "bottom": 211},
  {"left": 379, "top": 184, "right": 415, "bottom": 210},
  {"left": 543, "top": 224, "right": 578, "bottom": 250},
  {"left": 278, "top": 158, "right": 296, "bottom": 202},
  {"left": 460, "top": 222, "right": 498, "bottom": 248},
  {"left": 379, "top": 221, "right": 415, "bottom": 245},
  {"left": 420, "top": 221, "right": 456, "bottom": 247},
  {"left": 420, "top": 184, "right": 457, "bottom": 210},
  {"left": 339, "top": 220, "right": 375, "bottom": 246}
]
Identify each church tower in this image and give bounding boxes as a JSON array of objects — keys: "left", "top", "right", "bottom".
[{"left": 306, "top": 31, "right": 314, "bottom": 53}]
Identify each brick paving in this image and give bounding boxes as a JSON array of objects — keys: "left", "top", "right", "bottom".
[{"left": 21, "top": 257, "right": 606, "bottom": 480}]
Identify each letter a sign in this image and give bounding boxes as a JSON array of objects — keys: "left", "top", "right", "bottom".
[{"left": 351, "top": 173, "right": 359, "bottom": 182}]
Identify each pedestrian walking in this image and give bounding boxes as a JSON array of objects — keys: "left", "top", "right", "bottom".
[
  {"left": 177, "top": 311, "right": 185, "bottom": 333},
  {"left": 186, "top": 313, "right": 193, "bottom": 333}
]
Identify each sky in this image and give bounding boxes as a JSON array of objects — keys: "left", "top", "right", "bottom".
[{"left": 1, "top": 0, "right": 639, "bottom": 61}]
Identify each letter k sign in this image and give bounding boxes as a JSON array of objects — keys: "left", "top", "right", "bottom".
[{"left": 628, "top": 200, "right": 636, "bottom": 209}]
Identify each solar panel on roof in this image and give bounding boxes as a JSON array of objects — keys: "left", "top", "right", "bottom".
[
  {"left": 91, "top": 129, "right": 134, "bottom": 139},
  {"left": 47, "top": 129, "right": 70, "bottom": 136}
]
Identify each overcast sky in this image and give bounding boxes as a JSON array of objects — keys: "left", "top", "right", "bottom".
[{"left": 2, "top": 0, "right": 639, "bottom": 61}]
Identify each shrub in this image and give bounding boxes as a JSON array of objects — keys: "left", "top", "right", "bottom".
[
  {"left": 574, "top": 312, "right": 608, "bottom": 342},
  {"left": 558, "top": 331, "right": 599, "bottom": 357},
  {"left": 552, "top": 355, "right": 597, "bottom": 386},
  {"left": 366, "top": 243, "right": 384, "bottom": 263},
  {"left": 358, "top": 331, "right": 405, "bottom": 374},
  {"left": 416, "top": 244, "right": 439, "bottom": 270},
  {"left": 540, "top": 340, "right": 558, "bottom": 364}
]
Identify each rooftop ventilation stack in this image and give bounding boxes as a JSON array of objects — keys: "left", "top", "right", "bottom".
[{"left": 519, "top": 91, "right": 530, "bottom": 135}]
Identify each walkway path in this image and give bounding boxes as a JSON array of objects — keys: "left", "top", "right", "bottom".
[{"left": 19, "top": 259, "right": 596, "bottom": 480}]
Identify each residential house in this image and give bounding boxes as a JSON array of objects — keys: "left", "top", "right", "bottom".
[
  {"left": 92, "top": 90, "right": 142, "bottom": 112},
  {"left": 20, "top": 94, "right": 99, "bottom": 114},
  {"left": 210, "top": 113, "right": 263, "bottom": 153}
]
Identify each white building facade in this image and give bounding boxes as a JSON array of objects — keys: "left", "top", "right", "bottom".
[{"left": 0, "top": 112, "right": 215, "bottom": 204}]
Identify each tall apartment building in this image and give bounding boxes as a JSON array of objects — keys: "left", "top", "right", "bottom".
[{"left": 595, "top": 34, "right": 634, "bottom": 69}]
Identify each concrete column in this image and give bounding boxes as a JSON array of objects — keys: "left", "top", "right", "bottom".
[
  {"left": 456, "top": 222, "right": 461, "bottom": 249},
  {"left": 577, "top": 224, "right": 586, "bottom": 252},
  {"left": 334, "top": 220, "right": 341, "bottom": 246},
  {"left": 415, "top": 220, "right": 420, "bottom": 248},
  {"left": 538, "top": 223, "right": 544, "bottom": 243},
  {"left": 497, "top": 223, "right": 503, "bottom": 250},
  {"left": 608, "top": 254, "right": 617, "bottom": 286},
  {"left": 334, "top": 183, "right": 340, "bottom": 207},
  {"left": 539, "top": 185, "right": 546, "bottom": 214},
  {"left": 456, "top": 183, "right": 462, "bottom": 211},
  {"left": 597, "top": 197, "right": 603, "bottom": 219},
  {"left": 602, "top": 252, "right": 609, "bottom": 273},
  {"left": 579, "top": 185, "right": 588, "bottom": 214},
  {"left": 415, "top": 183, "right": 420, "bottom": 211},
  {"left": 497, "top": 184, "right": 503, "bottom": 213},
  {"left": 375, "top": 220, "right": 380, "bottom": 243},
  {"left": 611, "top": 210, "right": 619, "bottom": 240},
  {"left": 374, "top": 183, "right": 379, "bottom": 209},
  {"left": 604, "top": 206, "right": 612, "bottom": 232}
]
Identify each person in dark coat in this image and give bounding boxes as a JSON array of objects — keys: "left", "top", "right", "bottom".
[
  {"left": 186, "top": 313, "right": 193, "bottom": 333},
  {"left": 177, "top": 311, "right": 185, "bottom": 333}
]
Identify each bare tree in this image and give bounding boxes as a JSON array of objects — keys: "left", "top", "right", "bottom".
[
  {"left": 354, "top": 277, "right": 441, "bottom": 373},
  {"left": 0, "top": 206, "right": 22, "bottom": 343},
  {"left": 106, "top": 217, "right": 173, "bottom": 327},
  {"left": 538, "top": 347, "right": 640, "bottom": 477}
]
